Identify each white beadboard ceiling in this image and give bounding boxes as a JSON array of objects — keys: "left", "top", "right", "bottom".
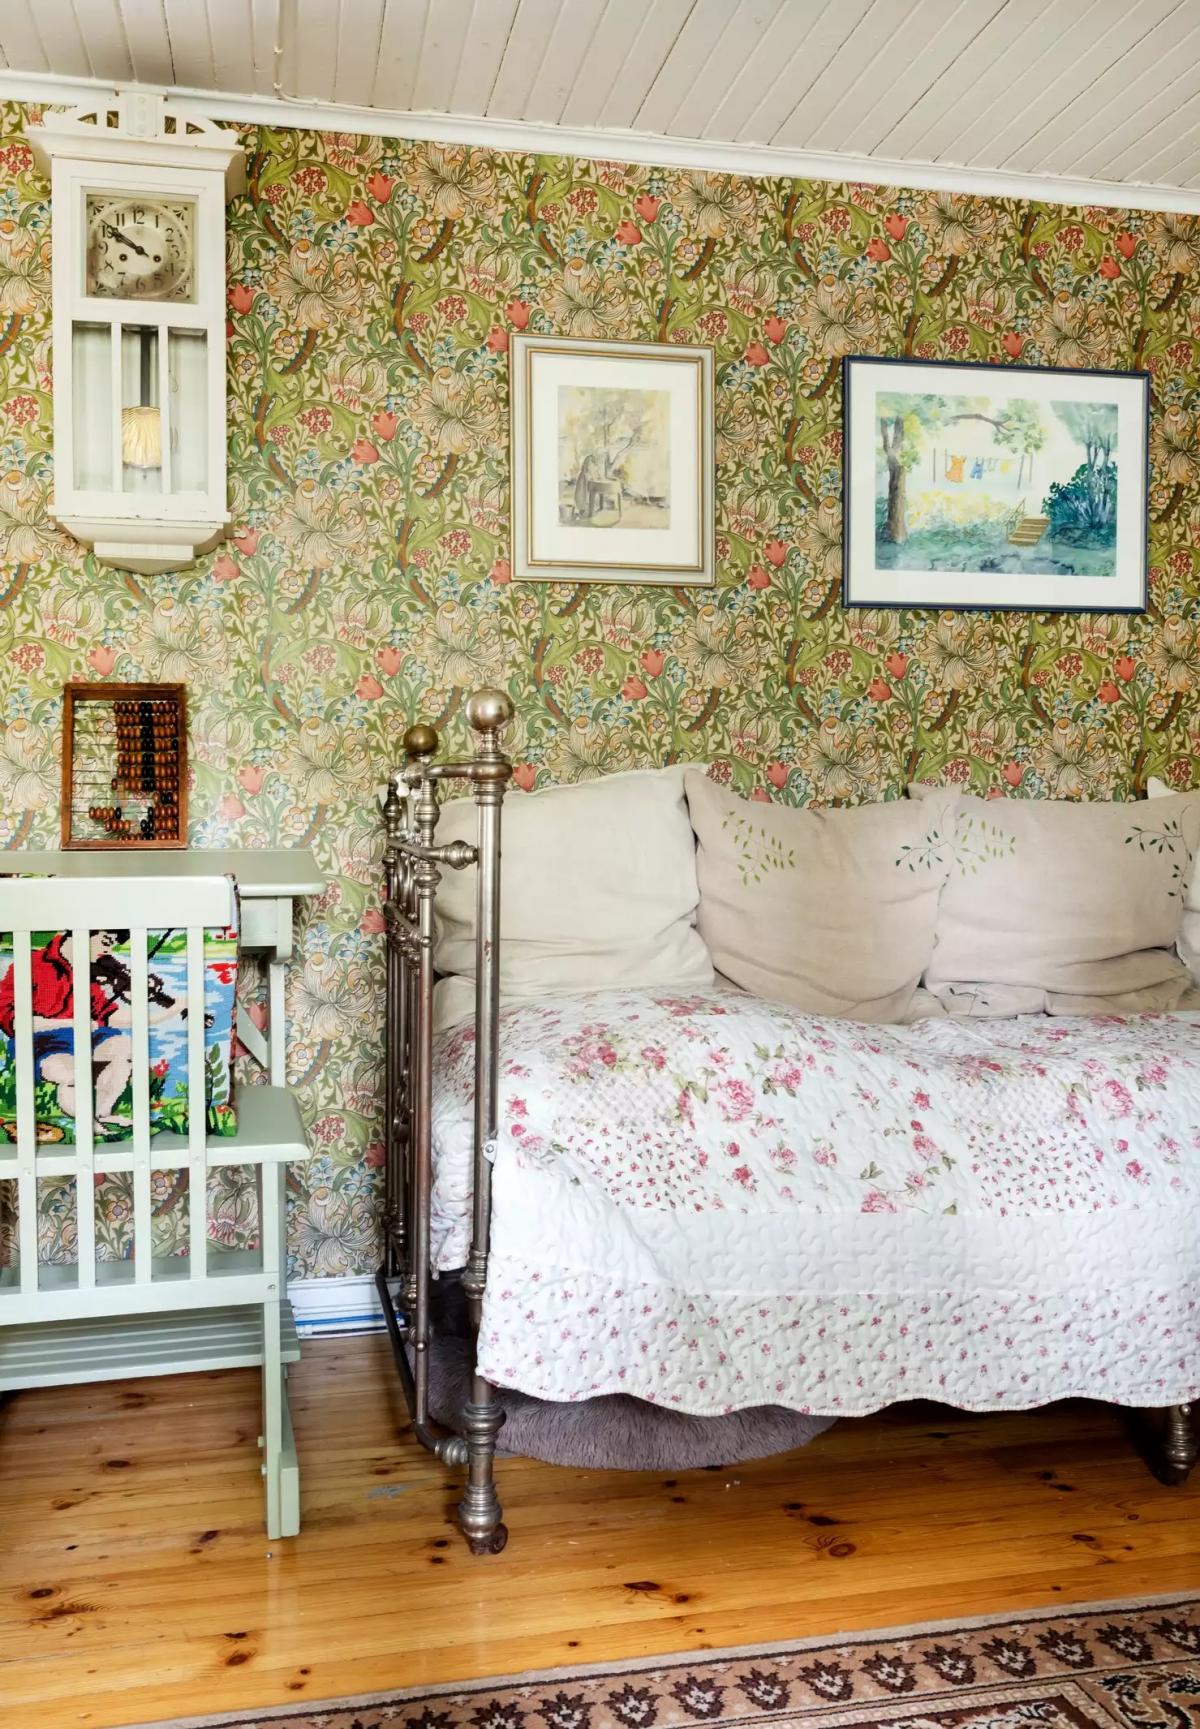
[{"left": 4, "top": 0, "right": 1200, "bottom": 211}]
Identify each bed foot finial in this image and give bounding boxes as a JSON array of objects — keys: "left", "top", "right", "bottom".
[
  {"left": 1153, "top": 1403, "right": 1197, "bottom": 1486},
  {"left": 458, "top": 1386, "right": 506, "bottom": 1553}
]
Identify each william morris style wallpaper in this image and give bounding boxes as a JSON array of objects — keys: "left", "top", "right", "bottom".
[{"left": 0, "top": 103, "right": 1198, "bottom": 1277}]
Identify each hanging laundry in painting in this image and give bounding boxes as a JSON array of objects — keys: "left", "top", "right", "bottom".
[
  {"left": 970, "top": 458, "right": 984, "bottom": 480},
  {"left": 945, "top": 454, "right": 966, "bottom": 482}
]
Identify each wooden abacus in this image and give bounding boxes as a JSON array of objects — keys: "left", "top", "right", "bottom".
[{"left": 61, "top": 682, "right": 187, "bottom": 849}]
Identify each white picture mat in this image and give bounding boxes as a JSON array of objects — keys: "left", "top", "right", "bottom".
[
  {"left": 511, "top": 334, "right": 714, "bottom": 586},
  {"left": 845, "top": 358, "right": 1147, "bottom": 611},
  {"left": 529, "top": 350, "right": 699, "bottom": 566}
]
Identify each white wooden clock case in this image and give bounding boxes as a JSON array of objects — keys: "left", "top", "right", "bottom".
[{"left": 27, "top": 93, "right": 245, "bottom": 576}]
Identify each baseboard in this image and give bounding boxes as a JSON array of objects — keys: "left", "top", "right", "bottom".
[{"left": 288, "top": 1273, "right": 386, "bottom": 1337}]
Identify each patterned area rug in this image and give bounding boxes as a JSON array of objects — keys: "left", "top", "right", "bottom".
[{"left": 132, "top": 1594, "right": 1200, "bottom": 1729}]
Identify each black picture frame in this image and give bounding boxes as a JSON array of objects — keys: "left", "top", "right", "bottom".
[{"left": 841, "top": 353, "right": 1150, "bottom": 614}]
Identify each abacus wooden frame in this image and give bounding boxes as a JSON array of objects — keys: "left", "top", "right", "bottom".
[{"left": 61, "top": 681, "right": 188, "bottom": 850}]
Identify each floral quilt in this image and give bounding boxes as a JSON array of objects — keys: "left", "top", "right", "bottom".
[{"left": 431, "top": 985, "right": 1200, "bottom": 1415}]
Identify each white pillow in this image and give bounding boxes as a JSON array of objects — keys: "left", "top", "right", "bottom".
[
  {"left": 1148, "top": 777, "right": 1200, "bottom": 983},
  {"left": 431, "top": 764, "right": 713, "bottom": 1030}
]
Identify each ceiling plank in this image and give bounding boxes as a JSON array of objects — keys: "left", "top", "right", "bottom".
[
  {"left": 249, "top": 0, "right": 277, "bottom": 94},
  {"left": 1069, "top": 32, "right": 1200, "bottom": 177},
  {"left": 291, "top": 0, "right": 341, "bottom": 101},
  {"left": 372, "top": 0, "right": 428, "bottom": 109},
  {"left": 74, "top": 0, "right": 135, "bottom": 82},
  {"left": 38, "top": 0, "right": 98, "bottom": 80},
  {"left": 411, "top": 0, "right": 474, "bottom": 111},
  {"left": 560, "top": 0, "right": 665, "bottom": 129},
  {"left": 1004, "top": 1, "right": 1200, "bottom": 173},
  {"left": 208, "top": 0, "right": 256, "bottom": 96},
  {"left": 1141, "top": 121, "right": 1200, "bottom": 185},
  {"left": 595, "top": 0, "right": 698, "bottom": 130},
  {"left": 120, "top": 0, "right": 175, "bottom": 85},
  {"left": 704, "top": 0, "right": 848, "bottom": 142},
  {"left": 451, "top": 0, "right": 520, "bottom": 114},
  {"left": 333, "top": 0, "right": 386, "bottom": 105},
  {"left": 521, "top": 0, "right": 609, "bottom": 122},
  {"left": 486, "top": 0, "right": 565, "bottom": 118},
  {"left": 848, "top": 0, "right": 1010, "bottom": 157},
  {"left": 735, "top": 0, "right": 872, "bottom": 144},
  {"left": 952, "top": 0, "right": 1182, "bottom": 167},
  {"left": 163, "top": 0, "right": 215, "bottom": 90},
  {"left": 595, "top": 0, "right": 700, "bottom": 131},
  {"left": 1, "top": 0, "right": 55, "bottom": 77},
  {"left": 668, "top": 0, "right": 788, "bottom": 142},
  {"left": 1174, "top": 152, "right": 1200, "bottom": 188},
  {"left": 633, "top": 0, "right": 737, "bottom": 134},
  {"left": 885, "top": 0, "right": 1090, "bottom": 161},
  {"left": 1092, "top": 84, "right": 1200, "bottom": 182},
  {"left": 802, "top": 0, "right": 973, "bottom": 156},
  {"left": 772, "top": 0, "right": 931, "bottom": 148}
]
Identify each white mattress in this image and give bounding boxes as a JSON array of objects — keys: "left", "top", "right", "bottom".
[{"left": 430, "top": 985, "right": 1200, "bottom": 1415}]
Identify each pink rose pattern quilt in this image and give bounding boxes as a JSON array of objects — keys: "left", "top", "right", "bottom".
[{"left": 431, "top": 986, "right": 1200, "bottom": 1415}]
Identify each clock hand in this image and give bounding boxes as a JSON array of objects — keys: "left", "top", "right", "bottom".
[{"left": 103, "top": 221, "right": 151, "bottom": 259}]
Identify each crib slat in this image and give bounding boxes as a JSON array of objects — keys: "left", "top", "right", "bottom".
[
  {"left": 129, "top": 928, "right": 152, "bottom": 1284},
  {"left": 70, "top": 927, "right": 96, "bottom": 1289},
  {"left": 187, "top": 926, "right": 206, "bottom": 1278},
  {"left": 13, "top": 932, "right": 37, "bottom": 1295}
]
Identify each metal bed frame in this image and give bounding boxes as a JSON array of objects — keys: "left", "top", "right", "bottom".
[
  {"left": 375, "top": 687, "right": 1198, "bottom": 1553},
  {"left": 376, "top": 687, "right": 514, "bottom": 1554}
]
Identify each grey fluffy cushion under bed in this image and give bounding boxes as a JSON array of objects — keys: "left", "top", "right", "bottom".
[{"left": 426, "top": 1333, "right": 835, "bottom": 1471}]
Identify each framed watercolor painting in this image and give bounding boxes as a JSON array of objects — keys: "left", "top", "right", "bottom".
[
  {"left": 511, "top": 333, "right": 715, "bottom": 586},
  {"left": 843, "top": 355, "right": 1149, "bottom": 613}
]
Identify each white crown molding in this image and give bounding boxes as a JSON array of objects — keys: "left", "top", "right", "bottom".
[{"left": 4, "top": 66, "right": 1200, "bottom": 216}]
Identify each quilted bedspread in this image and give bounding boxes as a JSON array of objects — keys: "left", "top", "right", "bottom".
[{"left": 430, "top": 986, "right": 1200, "bottom": 1415}]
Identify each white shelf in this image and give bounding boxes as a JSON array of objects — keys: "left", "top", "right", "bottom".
[
  {"left": 0, "top": 1299, "right": 298, "bottom": 1389},
  {"left": 0, "top": 1084, "right": 307, "bottom": 1175}
]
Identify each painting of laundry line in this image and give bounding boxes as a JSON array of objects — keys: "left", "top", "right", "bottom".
[{"left": 875, "top": 385, "right": 1121, "bottom": 578}]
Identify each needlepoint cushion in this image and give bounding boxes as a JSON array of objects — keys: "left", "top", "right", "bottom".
[
  {"left": 0, "top": 918, "right": 239, "bottom": 1144},
  {"left": 684, "top": 769, "right": 957, "bottom": 1021}
]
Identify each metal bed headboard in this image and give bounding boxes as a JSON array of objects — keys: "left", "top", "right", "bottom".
[{"left": 375, "top": 687, "right": 513, "bottom": 1553}]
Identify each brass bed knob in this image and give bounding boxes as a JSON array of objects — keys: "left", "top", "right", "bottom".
[{"left": 402, "top": 722, "right": 439, "bottom": 759}]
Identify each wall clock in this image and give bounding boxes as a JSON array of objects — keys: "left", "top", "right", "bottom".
[{"left": 27, "top": 92, "right": 245, "bottom": 576}]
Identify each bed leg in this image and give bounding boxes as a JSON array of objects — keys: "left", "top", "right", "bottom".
[
  {"left": 1150, "top": 1403, "right": 1197, "bottom": 1486},
  {"left": 459, "top": 1375, "right": 507, "bottom": 1554}
]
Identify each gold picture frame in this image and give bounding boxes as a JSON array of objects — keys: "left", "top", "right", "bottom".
[{"left": 511, "top": 333, "right": 715, "bottom": 586}]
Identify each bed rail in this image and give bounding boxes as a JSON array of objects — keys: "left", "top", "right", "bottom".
[{"left": 376, "top": 687, "right": 513, "bottom": 1553}]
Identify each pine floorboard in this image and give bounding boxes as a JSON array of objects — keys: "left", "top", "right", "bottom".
[{"left": 0, "top": 1333, "right": 1195, "bottom": 1729}]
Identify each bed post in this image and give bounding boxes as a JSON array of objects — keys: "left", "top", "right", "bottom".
[
  {"left": 1157, "top": 1403, "right": 1197, "bottom": 1485},
  {"left": 380, "top": 777, "right": 407, "bottom": 1284},
  {"left": 458, "top": 688, "right": 514, "bottom": 1555}
]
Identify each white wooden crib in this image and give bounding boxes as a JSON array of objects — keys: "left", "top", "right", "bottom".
[{"left": 0, "top": 874, "right": 308, "bottom": 1538}]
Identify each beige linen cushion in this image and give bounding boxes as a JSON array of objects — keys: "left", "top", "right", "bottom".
[
  {"left": 684, "top": 769, "right": 957, "bottom": 1021},
  {"left": 1148, "top": 777, "right": 1200, "bottom": 985},
  {"left": 432, "top": 764, "right": 713, "bottom": 1030},
  {"left": 920, "top": 790, "right": 1200, "bottom": 1015}
]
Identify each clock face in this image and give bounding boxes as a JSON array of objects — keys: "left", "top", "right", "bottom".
[{"left": 85, "top": 194, "right": 197, "bottom": 302}]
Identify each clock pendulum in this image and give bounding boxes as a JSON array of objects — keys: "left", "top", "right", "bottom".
[{"left": 122, "top": 327, "right": 161, "bottom": 474}]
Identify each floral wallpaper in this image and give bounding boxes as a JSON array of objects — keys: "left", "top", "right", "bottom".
[{"left": 0, "top": 102, "right": 1199, "bottom": 1279}]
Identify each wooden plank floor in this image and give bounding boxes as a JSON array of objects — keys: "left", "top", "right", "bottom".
[{"left": 0, "top": 1333, "right": 1196, "bottom": 1729}]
